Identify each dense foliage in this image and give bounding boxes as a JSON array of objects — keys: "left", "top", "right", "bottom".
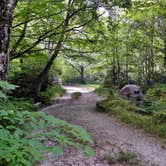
[
  {"left": 0, "top": 82, "right": 93, "bottom": 166},
  {"left": 0, "top": 0, "right": 166, "bottom": 165}
]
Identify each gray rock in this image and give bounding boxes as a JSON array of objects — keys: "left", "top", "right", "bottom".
[{"left": 120, "top": 84, "right": 143, "bottom": 100}]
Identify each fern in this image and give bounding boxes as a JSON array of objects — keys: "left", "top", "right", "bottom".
[
  {"left": 0, "top": 81, "right": 93, "bottom": 165},
  {"left": 0, "top": 81, "right": 18, "bottom": 102}
]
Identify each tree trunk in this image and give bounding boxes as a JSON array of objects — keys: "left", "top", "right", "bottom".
[
  {"left": 164, "top": 28, "right": 166, "bottom": 68},
  {"left": 35, "top": 12, "right": 70, "bottom": 98},
  {"left": 0, "top": 0, "right": 16, "bottom": 80},
  {"left": 80, "top": 65, "right": 85, "bottom": 84}
]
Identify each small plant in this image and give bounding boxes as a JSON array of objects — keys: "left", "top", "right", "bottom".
[
  {"left": 117, "top": 151, "right": 139, "bottom": 165},
  {"left": 0, "top": 82, "right": 93, "bottom": 165},
  {"left": 40, "top": 85, "right": 66, "bottom": 104},
  {"left": 153, "top": 111, "right": 166, "bottom": 124},
  {"left": 0, "top": 109, "right": 93, "bottom": 166},
  {"left": 71, "top": 92, "right": 82, "bottom": 99},
  {"left": 95, "top": 86, "right": 115, "bottom": 98},
  {"left": 104, "top": 151, "right": 139, "bottom": 165},
  {"left": 0, "top": 81, "right": 17, "bottom": 102},
  {"left": 0, "top": 99, "right": 36, "bottom": 112},
  {"left": 104, "top": 154, "right": 116, "bottom": 164},
  {"left": 146, "top": 84, "right": 166, "bottom": 100}
]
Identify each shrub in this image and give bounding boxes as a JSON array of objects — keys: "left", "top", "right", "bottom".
[
  {"left": 0, "top": 82, "right": 93, "bottom": 165},
  {"left": 153, "top": 111, "right": 166, "bottom": 124},
  {"left": 39, "top": 85, "right": 66, "bottom": 104},
  {"left": 104, "top": 151, "right": 139, "bottom": 165},
  {"left": 71, "top": 92, "right": 82, "bottom": 99},
  {"left": 95, "top": 86, "right": 115, "bottom": 98},
  {"left": 146, "top": 84, "right": 166, "bottom": 100},
  {"left": 117, "top": 151, "right": 139, "bottom": 165},
  {"left": 0, "top": 81, "right": 17, "bottom": 102},
  {"left": 0, "top": 109, "right": 93, "bottom": 166},
  {"left": 0, "top": 99, "right": 35, "bottom": 112},
  {"left": 9, "top": 53, "right": 59, "bottom": 98},
  {"left": 96, "top": 97, "right": 146, "bottom": 115}
]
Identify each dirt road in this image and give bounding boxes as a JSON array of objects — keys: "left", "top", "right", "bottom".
[{"left": 40, "top": 86, "right": 166, "bottom": 166}]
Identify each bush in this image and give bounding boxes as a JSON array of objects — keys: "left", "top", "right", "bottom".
[
  {"left": 146, "top": 84, "right": 166, "bottom": 100},
  {"left": 153, "top": 111, "right": 166, "bottom": 124},
  {"left": 0, "top": 99, "right": 36, "bottom": 112},
  {"left": 0, "top": 82, "right": 93, "bottom": 165},
  {"left": 104, "top": 151, "right": 139, "bottom": 165},
  {"left": 117, "top": 151, "right": 139, "bottom": 165},
  {"left": 71, "top": 92, "right": 82, "bottom": 99},
  {"left": 0, "top": 81, "right": 17, "bottom": 102},
  {"left": 0, "top": 107, "right": 93, "bottom": 166},
  {"left": 9, "top": 53, "right": 59, "bottom": 98},
  {"left": 95, "top": 86, "right": 115, "bottom": 98},
  {"left": 39, "top": 85, "right": 66, "bottom": 104}
]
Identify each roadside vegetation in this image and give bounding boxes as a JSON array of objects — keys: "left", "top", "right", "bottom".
[
  {"left": 0, "top": 82, "right": 93, "bottom": 166},
  {"left": 39, "top": 85, "right": 66, "bottom": 104},
  {"left": 96, "top": 84, "right": 166, "bottom": 139},
  {"left": 71, "top": 92, "right": 82, "bottom": 100},
  {"left": 0, "top": 0, "right": 166, "bottom": 165},
  {"left": 104, "top": 150, "right": 139, "bottom": 166}
]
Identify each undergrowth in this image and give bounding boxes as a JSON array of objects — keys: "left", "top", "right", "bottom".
[
  {"left": 71, "top": 92, "right": 82, "bottom": 99},
  {"left": 96, "top": 85, "right": 166, "bottom": 138},
  {"left": 104, "top": 150, "right": 139, "bottom": 165},
  {"left": 39, "top": 84, "right": 66, "bottom": 104},
  {"left": 0, "top": 81, "right": 93, "bottom": 166}
]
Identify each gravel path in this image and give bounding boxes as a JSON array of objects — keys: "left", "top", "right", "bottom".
[{"left": 39, "top": 86, "right": 166, "bottom": 166}]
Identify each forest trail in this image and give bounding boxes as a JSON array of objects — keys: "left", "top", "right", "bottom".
[{"left": 40, "top": 86, "right": 166, "bottom": 166}]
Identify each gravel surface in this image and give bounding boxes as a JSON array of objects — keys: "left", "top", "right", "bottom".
[{"left": 38, "top": 86, "right": 166, "bottom": 166}]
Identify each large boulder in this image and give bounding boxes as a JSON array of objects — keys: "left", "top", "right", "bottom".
[{"left": 120, "top": 84, "right": 143, "bottom": 100}]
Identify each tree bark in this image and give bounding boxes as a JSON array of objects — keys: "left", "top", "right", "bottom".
[
  {"left": 34, "top": 12, "right": 70, "bottom": 98},
  {"left": 80, "top": 65, "right": 85, "bottom": 84},
  {"left": 0, "top": 0, "right": 16, "bottom": 80},
  {"left": 164, "top": 28, "right": 166, "bottom": 68}
]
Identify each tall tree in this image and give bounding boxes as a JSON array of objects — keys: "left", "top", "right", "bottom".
[{"left": 0, "top": 0, "right": 17, "bottom": 80}]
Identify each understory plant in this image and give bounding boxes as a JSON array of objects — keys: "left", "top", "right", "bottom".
[
  {"left": 0, "top": 81, "right": 17, "bottom": 101},
  {"left": 0, "top": 81, "right": 93, "bottom": 166},
  {"left": 39, "top": 84, "right": 66, "bottom": 104},
  {"left": 71, "top": 92, "right": 82, "bottom": 99},
  {"left": 96, "top": 86, "right": 166, "bottom": 138}
]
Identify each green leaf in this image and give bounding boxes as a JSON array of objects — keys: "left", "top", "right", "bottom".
[
  {"left": 0, "top": 81, "right": 18, "bottom": 91},
  {"left": 0, "top": 91, "right": 7, "bottom": 99},
  {"left": 51, "top": 146, "right": 63, "bottom": 156},
  {"left": 84, "top": 146, "right": 94, "bottom": 157}
]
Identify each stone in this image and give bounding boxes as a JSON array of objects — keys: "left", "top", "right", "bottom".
[{"left": 120, "top": 84, "right": 143, "bottom": 100}]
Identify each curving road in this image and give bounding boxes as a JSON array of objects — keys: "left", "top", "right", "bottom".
[{"left": 40, "top": 86, "right": 166, "bottom": 166}]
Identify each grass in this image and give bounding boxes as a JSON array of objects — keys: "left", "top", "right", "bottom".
[
  {"left": 96, "top": 98, "right": 166, "bottom": 138},
  {"left": 104, "top": 154, "right": 116, "bottom": 164},
  {"left": 104, "top": 151, "right": 139, "bottom": 165}
]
